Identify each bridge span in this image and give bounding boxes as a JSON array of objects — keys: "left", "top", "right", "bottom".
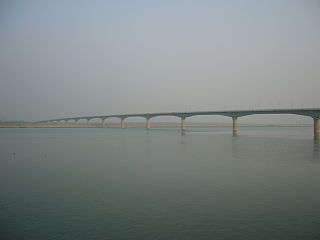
[{"left": 36, "top": 108, "right": 320, "bottom": 140}]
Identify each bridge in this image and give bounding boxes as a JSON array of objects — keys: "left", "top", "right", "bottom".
[{"left": 36, "top": 108, "right": 320, "bottom": 140}]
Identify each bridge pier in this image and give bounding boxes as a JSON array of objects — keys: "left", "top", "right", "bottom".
[
  {"left": 146, "top": 118, "right": 151, "bottom": 129},
  {"left": 232, "top": 117, "right": 238, "bottom": 136},
  {"left": 121, "top": 119, "right": 125, "bottom": 129},
  {"left": 74, "top": 119, "right": 78, "bottom": 124},
  {"left": 181, "top": 117, "right": 186, "bottom": 131},
  {"left": 314, "top": 117, "right": 320, "bottom": 141},
  {"left": 86, "top": 119, "right": 90, "bottom": 124},
  {"left": 101, "top": 119, "right": 105, "bottom": 128}
]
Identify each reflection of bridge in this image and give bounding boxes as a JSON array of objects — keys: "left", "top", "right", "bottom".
[{"left": 36, "top": 108, "right": 320, "bottom": 140}]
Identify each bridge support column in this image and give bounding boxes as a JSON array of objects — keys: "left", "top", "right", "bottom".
[
  {"left": 146, "top": 118, "right": 151, "bottom": 129},
  {"left": 86, "top": 119, "right": 90, "bottom": 125},
  {"left": 232, "top": 117, "right": 238, "bottom": 136},
  {"left": 75, "top": 119, "right": 78, "bottom": 125},
  {"left": 181, "top": 117, "right": 186, "bottom": 131},
  {"left": 121, "top": 119, "right": 125, "bottom": 129},
  {"left": 101, "top": 119, "right": 105, "bottom": 128},
  {"left": 314, "top": 117, "right": 320, "bottom": 141}
]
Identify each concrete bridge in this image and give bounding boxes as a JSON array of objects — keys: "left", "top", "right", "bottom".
[{"left": 36, "top": 108, "right": 320, "bottom": 140}]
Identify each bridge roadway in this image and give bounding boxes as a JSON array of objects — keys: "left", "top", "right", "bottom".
[{"left": 36, "top": 108, "right": 320, "bottom": 140}]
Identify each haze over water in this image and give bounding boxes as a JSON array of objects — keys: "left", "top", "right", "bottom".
[{"left": 1, "top": 127, "right": 319, "bottom": 239}]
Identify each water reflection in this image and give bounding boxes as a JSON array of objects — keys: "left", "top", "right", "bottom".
[
  {"left": 313, "top": 141, "right": 320, "bottom": 159},
  {"left": 314, "top": 140, "right": 320, "bottom": 150},
  {"left": 231, "top": 137, "right": 239, "bottom": 159}
]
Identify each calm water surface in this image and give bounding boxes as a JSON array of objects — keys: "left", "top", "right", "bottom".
[{"left": 1, "top": 127, "right": 320, "bottom": 239}]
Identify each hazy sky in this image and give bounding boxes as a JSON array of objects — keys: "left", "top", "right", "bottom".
[{"left": 0, "top": 0, "right": 319, "bottom": 122}]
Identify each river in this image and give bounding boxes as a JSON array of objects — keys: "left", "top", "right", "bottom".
[{"left": 0, "top": 127, "right": 319, "bottom": 239}]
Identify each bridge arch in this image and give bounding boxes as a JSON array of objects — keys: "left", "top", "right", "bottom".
[
  {"left": 74, "top": 118, "right": 88, "bottom": 124},
  {"left": 146, "top": 115, "right": 182, "bottom": 129},
  {"left": 186, "top": 114, "right": 233, "bottom": 123},
  {"left": 238, "top": 114, "right": 314, "bottom": 137},
  {"left": 63, "top": 119, "right": 70, "bottom": 124},
  {"left": 120, "top": 116, "right": 149, "bottom": 129},
  {"left": 240, "top": 113, "right": 312, "bottom": 125},
  {"left": 71, "top": 118, "right": 78, "bottom": 124},
  {"left": 184, "top": 114, "right": 238, "bottom": 135},
  {"left": 122, "top": 116, "right": 147, "bottom": 121},
  {"left": 104, "top": 116, "right": 123, "bottom": 128},
  {"left": 85, "top": 117, "right": 105, "bottom": 126}
]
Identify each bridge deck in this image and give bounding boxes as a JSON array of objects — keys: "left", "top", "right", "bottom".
[{"left": 37, "top": 108, "right": 320, "bottom": 123}]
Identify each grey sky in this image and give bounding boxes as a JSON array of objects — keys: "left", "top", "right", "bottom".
[{"left": 0, "top": 0, "right": 319, "bottom": 123}]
